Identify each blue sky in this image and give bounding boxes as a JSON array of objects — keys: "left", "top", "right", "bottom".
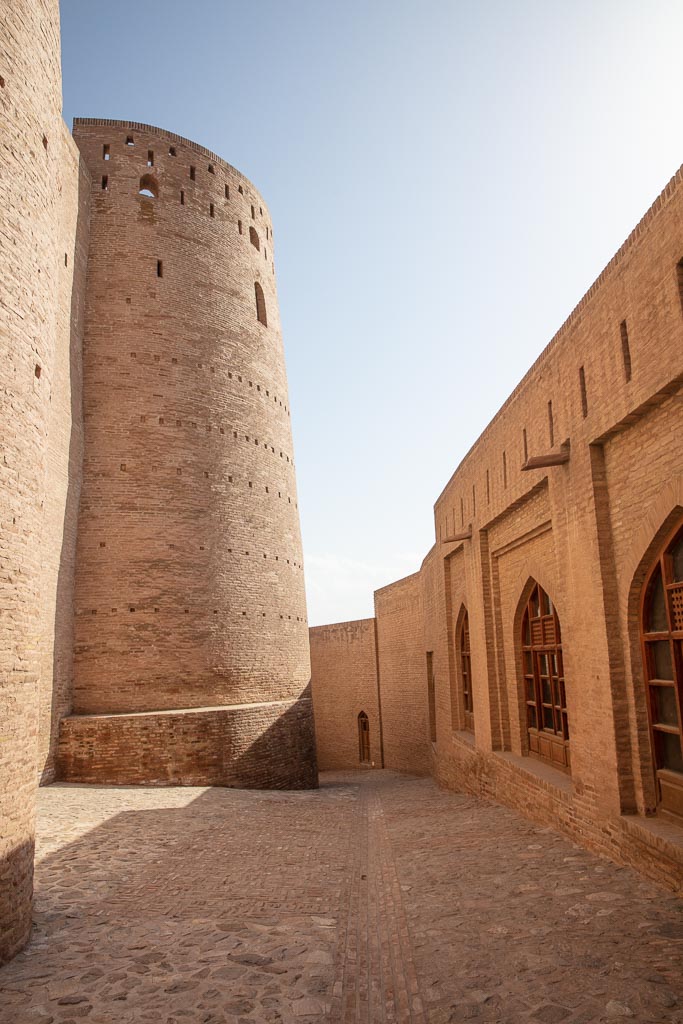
[{"left": 61, "top": 0, "right": 683, "bottom": 625}]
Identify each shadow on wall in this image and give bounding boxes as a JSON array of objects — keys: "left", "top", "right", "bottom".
[
  {"left": 0, "top": 839, "right": 34, "bottom": 967},
  {"left": 40, "top": 161, "right": 88, "bottom": 784},
  {"left": 57, "top": 686, "right": 319, "bottom": 790}
]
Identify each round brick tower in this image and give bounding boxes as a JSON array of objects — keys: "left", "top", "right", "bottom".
[
  {"left": 60, "top": 120, "right": 317, "bottom": 789},
  {"left": 0, "top": 0, "right": 63, "bottom": 962}
]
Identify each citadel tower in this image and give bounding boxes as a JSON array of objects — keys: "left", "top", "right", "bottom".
[{"left": 58, "top": 120, "right": 317, "bottom": 789}]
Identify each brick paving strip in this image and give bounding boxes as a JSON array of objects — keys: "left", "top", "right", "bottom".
[{"left": 0, "top": 773, "right": 682, "bottom": 1023}]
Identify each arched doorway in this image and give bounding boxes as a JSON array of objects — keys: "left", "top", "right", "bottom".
[
  {"left": 640, "top": 519, "right": 683, "bottom": 819},
  {"left": 358, "top": 712, "right": 371, "bottom": 764},
  {"left": 521, "top": 581, "right": 569, "bottom": 771}
]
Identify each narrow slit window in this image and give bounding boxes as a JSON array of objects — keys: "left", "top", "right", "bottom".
[
  {"left": 210, "top": 203, "right": 215, "bottom": 218},
  {"left": 238, "top": 220, "right": 243, "bottom": 235},
  {"left": 169, "top": 146, "right": 176, "bottom": 156},
  {"left": 486, "top": 468, "right": 490, "bottom": 503},
  {"left": 255, "top": 282, "right": 267, "bottom": 326},
  {"left": 101, "top": 175, "right": 108, "bottom": 190},
  {"left": 103, "top": 144, "right": 110, "bottom": 160},
  {"left": 225, "top": 184, "right": 229, "bottom": 199},
  {"left": 523, "top": 427, "right": 528, "bottom": 463},
  {"left": 251, "top": 204, "right": 255, "bottom": 219},
  {"left": 147, "top": 150, "right": 154, "bottom": 167},
  {"left": 503, "top": 449, "right": 507, "bottom": 488},
  {"left": 180, "top": 189, "right": 185, "bottom": 205},
  {"left": 157, "top": 260, "right": 163, "bottom": 278},
  {"left": 548, "top": 400, "right": 554, "bottom": 446},
  {"left": 620, "top": 320, "right": 632, "bottom": 381},
  {"left": 190, "top": 165, "right": 196, "bottom": 181},
  {"left": 579, "top": 366, "right": 588, "bottom": 417},
  {"left": 249, "top": 226, "right": 260, "bottom": 250},
  {"left": 208, "top": 163, "right": 215, "bottom": 174},
  {"left": 238, "top": 184, "right": 244, "bottom": 194},
  {"left": 126, "top": 135, "right": 134, "bottom": 146}
]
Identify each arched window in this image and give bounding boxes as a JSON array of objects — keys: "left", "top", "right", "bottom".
[
  {"left": 254, "top": 282, "right": 267, "bottom": 326},
  {"left": 358, "top": 712, "right": 370, "bottom": 764},
  {"left": 521, "top": 582, "right": 569, "bottom": 771},
  {"left": 458, "top": 610, "right": 474, "bottom": 731},
  {"left": 641, "top": 518, "right": 683, "bottom": 819},
  {"left": 138, "top": 173, "right": 158, "bottom": 198},
  {"left": 249, "top": 226, "right": 260, "bottom": 251}
]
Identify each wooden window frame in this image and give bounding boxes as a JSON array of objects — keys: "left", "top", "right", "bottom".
[
  {"left": 521, "top": 582, "right": 570, "bottom": 772},
  {"left": 640, "top": 518, "right": 683, "bottom": 821},
  {"left": 459, "top": 610, "right": 474, "bottom": 732}
]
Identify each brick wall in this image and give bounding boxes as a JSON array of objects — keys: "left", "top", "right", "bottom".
[
  {"left": 60, "top": 120, "right": 316, "bottom": 788},
  {"left": 374, "top": 572, "right": 431, "bottom": 776},
  {"left": 58, "top": 696, "right": 317, "bottom": 789},
  {"left": 0, "top": 0, "right": 65, "bottom": 963},
  {"left": 310, "top": 619, "right": 382, "bottom": 770},
  {"left": 310, "top": 165, "right": 683, "bottom": 893}
]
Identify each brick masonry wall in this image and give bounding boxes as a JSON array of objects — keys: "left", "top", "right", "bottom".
[
  {"left": 309, "top": 619, "right": 382, "bottom": 770},
  {"left": 58, "top": 696, "right": 317, "bottom": 789},
  {"left": 0, "top": 0, "right": 65, "bottom": 963},
  {"left": 374, "top": 573, "right": 431, "bottom": 776},
  {"left": 38, "top": 132, "right": 89, "bottom": 784},
  {"left": 311, "top": 166, "right": 683, "bottom": 893},
  {"left": 62, "top": 120, "right": 316, "bottom": 788}
]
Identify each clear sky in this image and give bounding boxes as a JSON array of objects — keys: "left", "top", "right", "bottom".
[{"left": 60, "top": 0, "right": 683, "bottom": 626}]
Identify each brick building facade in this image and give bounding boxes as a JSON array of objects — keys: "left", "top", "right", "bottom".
[
  {"left": 311, "top": 165, "right": 683, "bottom": 895},
  {"left": 0, "top": 1, "right": 315, "bottom": 964}
]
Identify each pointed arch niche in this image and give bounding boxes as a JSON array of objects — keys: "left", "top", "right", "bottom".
[
  {"left": 454, "top": 605, "right": 474, "bottom": 732},
  {"left": 520, "top": 580, "right": 570, "bottom": 772},
  {"left": 639, "top": 514, "right": 683, "bottom": 820},
  {"left": 358, "top": 711, "right": 371, "bottom": 764}
]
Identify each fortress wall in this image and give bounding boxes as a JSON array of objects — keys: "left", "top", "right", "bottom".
[
  {"left": 309, "top": 619, "right": 382, "bottom": 770},
  {"left": 61, "top": 120, "right": 315, "bottom": 788},
  {"left": 374, "top": 572, "right": 430, "bottom": 776},
  {"left": 0, "top": 0, "right": 66, "bottom": 962},
  {"left": 311, "top": 166, "right": 683, "bottom": 892},
  {"left": 38, "top": 131, "right": 89, "bottom": 784}
]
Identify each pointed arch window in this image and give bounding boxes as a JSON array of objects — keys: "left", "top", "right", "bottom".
[
  {"left": 358, "top": 712, "right": 371, "bottom": 764},
  {"left": 458, "top": 610, "right": 474, "bottom": 731},
  {"left": 641, "top": 518, "right": 683, "bottom": 819},
  {"left": 255, "top": 282, "right": 267, "bottom": 326},
  {"left": 521, "top": 582, "right": 569, "bottom": 771}
]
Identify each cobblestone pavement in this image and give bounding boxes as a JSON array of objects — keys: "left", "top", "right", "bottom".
[{"left": 1, "top": 771, "right": 682, "bottom": 1024}]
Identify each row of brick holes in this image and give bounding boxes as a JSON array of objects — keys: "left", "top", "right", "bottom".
[
  {"left": 83, "top": 606, "right": 305, "bottom": 622},
  {"left": 138, "top": 412, "right": 294, "bottom": 466},
  {"left": 448, "top": 312, "right": 647, "bottom": 532},
  {"left": 102, "top": 136, "right": 272, "bottom": 237},
  {"left": 130, "top": 353, "right": 290, "bottom": 416},
  {"left": 118, "top": 461, "right": 298, "bottom": 507},
  {"left": 97, "top": 539, "right": 302, "bottom": 571}
]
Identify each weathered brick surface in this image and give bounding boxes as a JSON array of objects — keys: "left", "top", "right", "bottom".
[
  {"left": 312, "top": 167, "right": 683, "bottom": 893},
  {"left": 310, "top": 619, "right": 382, "bottom": 770},
  {"left": 374, "top": 572, "right": 431, "bottom": 776},
  {"left": 54, "top": 118, "right": 316, "bottom": 786},
  {"left": 0, "top": 0, "right": 72, "bottom": 964},
  {"left": 58, "top": 696, "right": 317, "bottom": 788}
]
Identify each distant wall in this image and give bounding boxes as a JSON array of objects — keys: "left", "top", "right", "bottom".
[
  {"left": 310, "top": 619, "right": 382, "bottom": 770},
  {"left": 374, "top": 572, "right": 431, "bottom": 776}
]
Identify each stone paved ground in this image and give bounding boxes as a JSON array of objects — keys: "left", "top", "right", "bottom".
[{"left": 1, "top": 771, "right": 682, "bottom": 1024}]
